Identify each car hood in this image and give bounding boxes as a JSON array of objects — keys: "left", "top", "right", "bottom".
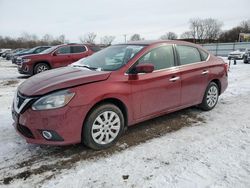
[
  {"left": 229, "top": 50, "right": 244, "bottom": 55},
  {"left": 19, "top": 53, "right": 48, "bottom": 59},
  {"left": 18, "top": 67, "right": 111, "bottom": 96}
]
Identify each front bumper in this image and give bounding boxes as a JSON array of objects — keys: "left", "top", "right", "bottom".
[
  {"left": 11, "top": 93, "right": 89, "bottom": 145},
  {"left": 228, "top": 54, "right": 244, "bottom": 60},
  {"left": 17, "top": 63, "right": 33, "bottom": 75}
]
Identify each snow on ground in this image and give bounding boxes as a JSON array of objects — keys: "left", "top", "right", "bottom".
[{"left": 0, "top": 57, "right": 250, "bottom": 188}]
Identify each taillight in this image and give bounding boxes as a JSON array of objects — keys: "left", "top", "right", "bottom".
[{"left": 224, "top": 63, "right": 229, "bottom": 76}]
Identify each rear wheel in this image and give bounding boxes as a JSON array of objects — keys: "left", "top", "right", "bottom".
[
  {"left": 34, "top": 63, "right": 50, "bottom": 74},
  {"left": 199, "top": 82, "right": 219, "bottom": 111},
  {"left": 243, "top": 56, "right": 248, "bottom": 64},
  {"left": 83, "top": 103, "right": 124, "bottom": 150}
]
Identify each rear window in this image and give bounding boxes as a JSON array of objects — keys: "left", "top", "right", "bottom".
[
  {"left": 89, "top": 46, "right": 101, "bottom": 52},
  {"left": 176, "top": 45, "right": 201, "bottom": 65},
  {"left": 199, "top": 49, "right": 209, "bottom": 61},
  {"left": 71, "top": 46, "right": 86, "bottom": 53}
]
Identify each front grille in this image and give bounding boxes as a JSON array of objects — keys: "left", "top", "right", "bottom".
[
  {"left": 14, "top": 92, "right": 35, "bottom": 114},
  {"left": 17, "top": 124, "right": 34, "bottom": 138}
]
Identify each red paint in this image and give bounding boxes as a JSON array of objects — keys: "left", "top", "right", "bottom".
[
  {"left": 12, "top": 40, "right": 228, "bottom": 145},
  {"left": 17, "top": 44, "right": 99, "bottom": 75}
]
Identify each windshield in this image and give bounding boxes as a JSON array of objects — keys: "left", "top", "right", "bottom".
[
  {"left": 238, "top": 48, "right": 246, "bottom": 52},
  {"left": 39, "top": 46, "right": 58, "bottom": 54},
  {"left": 24, "top": 47, "right": 39, "bottom": 53},
  {"left": 75, "top": 45, "right": 145, "bottom": 71}
]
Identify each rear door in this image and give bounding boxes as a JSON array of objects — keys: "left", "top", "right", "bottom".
[
  {"left": 175, "top": 45, "right": 210, "bottom": 106},
  {"left": 71, "top": 45, "right": 89, "bottom": 63},
  {"left": 52, "top": 46, "right": 72, "bottom": 68}
]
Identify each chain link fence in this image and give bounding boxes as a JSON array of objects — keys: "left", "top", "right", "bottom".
[{"left": 200, "top": 42, "right": 250, "bottom": 57}]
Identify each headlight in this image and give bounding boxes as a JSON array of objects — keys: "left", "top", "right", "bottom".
[
  {"left": 32, "top": 90, "right": 75, "bottom": 110},
  {"left": 22, "top": 58, "right": 31, "bottom": 63}
]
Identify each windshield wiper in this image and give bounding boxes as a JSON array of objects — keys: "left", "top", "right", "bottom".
[{"left": 73, "top": 65, "right": 98, "bottom": 70}]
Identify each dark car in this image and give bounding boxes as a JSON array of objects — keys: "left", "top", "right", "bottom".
[
  {"left": 17, "top": 43, "right": 101, "bottom": 75},
  {"left": 6, "top": 48, "right": 25, "bottom": 60},
  {"left": 12, "top": 40, "right": 228, "bottom": 150},
  {"left": 0, "top": 49, "right": 11, "bottom": 57},
  {"left": 12, "top": 46, "right": 50, "bottom": 64},
  {"left": 1, "top": 49, "right": 12, "bottom": 58}
]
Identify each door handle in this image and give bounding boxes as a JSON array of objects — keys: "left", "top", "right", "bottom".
[
  {"left": 169, "top": 76, "right": 180, "bottom": 82},
  {"left": 201, "top": 70, "right": 209, "bottom": 75}
]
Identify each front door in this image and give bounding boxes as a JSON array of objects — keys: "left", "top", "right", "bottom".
[
  {"left": 129, "top": 45, "right": 181, "bottom": 120},
  {"left": 53, "top": 46, "right": 73, "bottom": 68}
]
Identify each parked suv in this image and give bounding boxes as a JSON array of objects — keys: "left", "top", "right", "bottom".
[
  {"left": 12, "top": 46, "right": 50, "bottom": 64},
  {"left": 17, "top": 44, "right": 100, "bottom": 75},
  {"left": 12, "top": 40, "right": 228, "bottom": 150},
  {"left": 243, "top": 49, "right": 250, "bottom": 64},
  {"left": 228, "top": 48, "right": 248, "bottom": 60}
]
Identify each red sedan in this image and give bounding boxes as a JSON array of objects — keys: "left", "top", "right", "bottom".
[{"left": 12, "top": 40, "right": 228, "bottom": 150}]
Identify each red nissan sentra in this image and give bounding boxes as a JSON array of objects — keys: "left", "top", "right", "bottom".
[{"left": 12, "top": 40, "right": 228, "bottom": 150}]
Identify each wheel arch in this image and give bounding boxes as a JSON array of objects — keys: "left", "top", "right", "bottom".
[
  {"left": 82, "top": 97, "right": 129, "bottom": 135},
  {"left": 33, "top": 61, "right": 51, "bottom": 74},
  {"left": 210, "top": 79, "right": 221, "bottom": 95}
]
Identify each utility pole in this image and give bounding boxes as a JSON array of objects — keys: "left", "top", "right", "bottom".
[{"left": 123, "top": 34, "right": 127, "bottom": 43}]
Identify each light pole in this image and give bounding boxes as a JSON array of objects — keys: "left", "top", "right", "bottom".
[{"left": 123, "top": 34, "right": 127, "bottom": 43}]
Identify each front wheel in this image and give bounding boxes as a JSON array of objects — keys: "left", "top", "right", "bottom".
[
  {"left": 243, "top": 56, "right": 248, "bottom": 64},
  {"left": 199, "top": 82, "right": 219, "bottom": 111},
  {"left": 34, "top": 63, "right": 50, "bottom": 74},
  {"left": 83, "top": 103, "right": 125, "bottom": 150}
]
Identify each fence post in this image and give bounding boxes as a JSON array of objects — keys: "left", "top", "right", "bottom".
[
  {"left": 233, "top": 42, "right": 236, "bottom": 51},
  {"left": 215, "top": 42, "right": 218, "bottom": 56}
]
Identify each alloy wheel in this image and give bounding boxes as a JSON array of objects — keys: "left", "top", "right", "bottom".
[
  {"left": 206, "top": 85, "right": 218, "bottom": 108},
  {"left": 91, "top": 111, "right": 121, "bottom": 145}
]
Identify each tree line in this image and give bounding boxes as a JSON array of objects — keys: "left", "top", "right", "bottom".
[
  {"left": 130, "top": 19, "right": 250, "bottom": 43},
  {"left": 1, "top": 18, "right": 250, "bottom": 49},
  {"left": 0, "top": 33, "right": 68, "bottom": 49}
]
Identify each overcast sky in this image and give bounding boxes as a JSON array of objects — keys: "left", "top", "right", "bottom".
[{"left": 0, "top": 0, "right": 249, "bottom": 43}]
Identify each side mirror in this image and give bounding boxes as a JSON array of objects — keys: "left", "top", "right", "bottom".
[{"left": 134, "top": 63, "right": 154, "bottom": 74}]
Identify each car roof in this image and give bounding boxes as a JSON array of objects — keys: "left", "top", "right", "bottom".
[{"left": 120, "top": 40, "right": 199, "bottom": 47}]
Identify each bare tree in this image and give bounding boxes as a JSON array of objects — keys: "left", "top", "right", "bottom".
[
  {"left": 42, "top": 34, "right": 54, "bottom": 44},
  {"left": 80, "top": 32, "right": 97, "bottom": 44},
  {"left": 240, "top": 19, "right": 250, "bottom": 32},
  {"left": 101, "top": 35, "right": 116, "bottom": 45},
  {"left": 58, "top": 34, "right": 66, "bottom": 43},
  {"left": 189, "top": 18, "right": 206, "bottom": 40},
  {"left": 203, "top": 18, "right": 223, "bottom": 41},
  {"left": 160, "top": 32, "right": 178, "bottom": 40},
  {"left": 130, "top": 34, "right": 141, "bottom": 41},
  {"left": 180, "top": 31, "right": 193, "bottom": 39},
  {"left": 187, "top": 18, "right": 223, "bottom": 42}
]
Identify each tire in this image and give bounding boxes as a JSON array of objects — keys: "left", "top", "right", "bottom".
[
  {"left": 34, "top": 63, "right": 50, "bottom": 74},
  {"left": 83, "top": 103, "right": 125, "bottom": 150},
  {"left": 243, "top": 56, "right": 248, "bottom": 64},
  {"left": 199, "top": 82, "right": 219, "bottom": 111}
]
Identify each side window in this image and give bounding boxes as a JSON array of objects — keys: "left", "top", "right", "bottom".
[
  {"left": 71, "top": 46, "right": 86, "bottom": 53},
  {"left": 137, "top": 46, "right": 175, "bottom": 70},
  {"left": 176, "top": 45, "right": 201, "bottom": 65},
  {"left": 34, "top": 48, "right": 43, "bottom": 53},
  {"left": 56, "top": 46, "right": 71, "bottom": 54},
  {"left": 199, "top": 49, "right": 209, "bottom": 61},
  {"left": 35, "top": 47, "right": 48, "bottom": 54}
]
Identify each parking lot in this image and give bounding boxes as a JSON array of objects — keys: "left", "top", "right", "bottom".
[{"left": 0, "top": 57, "right": 249, "bottom": 187}]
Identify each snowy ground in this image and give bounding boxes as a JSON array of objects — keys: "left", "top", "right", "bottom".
[{"left": 0, "top": 57, "right": 249, "bottom": 188}]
